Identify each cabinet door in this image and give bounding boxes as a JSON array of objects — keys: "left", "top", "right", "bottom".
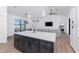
[
  {"left": 30, "top": 38, "right": 40, "bottom": 53},
  {"left": 24, "top": 37, "right": 39, "bottom": 53},
  {"left": 40, "top": 40, "right": 54, "bottom": 53},
  {"left": 14, "top": 35, "right": 24, "bottom": 52}
]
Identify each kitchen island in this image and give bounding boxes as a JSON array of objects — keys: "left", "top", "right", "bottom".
[{"left": 14, "top": 31, "right": 56, "bottom": 53}]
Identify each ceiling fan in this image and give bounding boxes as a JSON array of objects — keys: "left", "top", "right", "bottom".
[{"left": 48, "top": 8, "right": 57, "bottom": 15}]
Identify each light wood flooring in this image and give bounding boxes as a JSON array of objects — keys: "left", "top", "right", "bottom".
[
  {"left": 54, "top": 31, "right": 74, "bottom": 53},
  {"left": 0, "top": 37, "right": 20, "bottom": 53},
  {"left": 0, "top": 32, "right": 74, "bottom": 53}
]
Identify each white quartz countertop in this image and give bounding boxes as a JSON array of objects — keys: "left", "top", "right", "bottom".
[{"left": 15, "top": 31, "right": 56, "bottom": 42}]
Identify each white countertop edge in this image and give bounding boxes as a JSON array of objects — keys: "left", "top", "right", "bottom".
[{"left": 14, "top": 31, "right": 56, "bottom": 42}]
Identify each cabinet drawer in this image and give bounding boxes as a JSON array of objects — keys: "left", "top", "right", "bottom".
[{"left": 40, "top": 40, "right": 53, "bottom": 53}]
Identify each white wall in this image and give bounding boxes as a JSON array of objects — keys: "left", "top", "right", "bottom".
[
  {"left": 7, "top": 15, "right": 15, "bottom": 36},
  {"left": 7, "top": 14, "right": 28, "bottom": 36},
  {"left": 0, "top": 6, "right": 7, "bottom": 43},
  {"left": 69, "top": 7, "right": 79, "bottom": 52},
  {"left": 36, "top": 15, "right": 67, "bottom": 31},
  {"left": 64, "top": 16, "right": 69, "bottom": 34},
  {"left": 78, "top": 7, "right": 79, "bottom": 36}
]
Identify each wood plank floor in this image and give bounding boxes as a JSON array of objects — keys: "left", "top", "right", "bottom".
[
  {"left": 54, "top": 31, "right": 74, "bottom": 53},
  {"left": 0, "top": 37, "right": 20, "bottom": 53},
  {"left": 0, "top": 32, "right": 74, "bottom": 53}
]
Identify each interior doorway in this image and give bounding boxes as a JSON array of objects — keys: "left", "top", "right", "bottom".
[{"left": 69, "top": 18, "right": 71, "bottom": 35}]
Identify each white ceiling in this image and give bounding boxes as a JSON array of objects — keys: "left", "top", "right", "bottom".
[{"left": 8, "top": 6, "right": 72, "bottom": 19}]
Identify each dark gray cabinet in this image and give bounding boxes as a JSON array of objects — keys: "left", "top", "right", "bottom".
[
  {"left": 14, "top": 35, "right": 25, "bottom": 52},
  {"left": 40, "top": 40, "right": 53, "bottom": 53},
  {"left": 24, "top": 37, "right": 40, "bottom": 53},
  {"left": 14, "top": 34, "right": 54, "bottom": 53}
]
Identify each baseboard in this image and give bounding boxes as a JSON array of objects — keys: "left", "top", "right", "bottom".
[
  {"left": 70, "top": 45, "right": 76, "bottom": 53},
  {"left": 0, "top": 40, "right": 7, "bottom": 44},
  {"left": 7, "top": 36, "right": 13, "bottom": 37}
]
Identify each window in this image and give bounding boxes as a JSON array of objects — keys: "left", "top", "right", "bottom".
[
  {"left": 15, "top": 19, "right": 27, "bottom": 32},
  {"left": 15, "top": 18, "right": 33, "bottom": 32},
  {"left": 21, "top": 20, "right": 25, "bottom": 31},
  {"left": 15, "top": 19, "right": 21, "bottom": 32}
]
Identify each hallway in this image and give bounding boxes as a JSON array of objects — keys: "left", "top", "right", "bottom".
[{"left": 55, "top": 32, "right": 75, "bottom": 53}]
